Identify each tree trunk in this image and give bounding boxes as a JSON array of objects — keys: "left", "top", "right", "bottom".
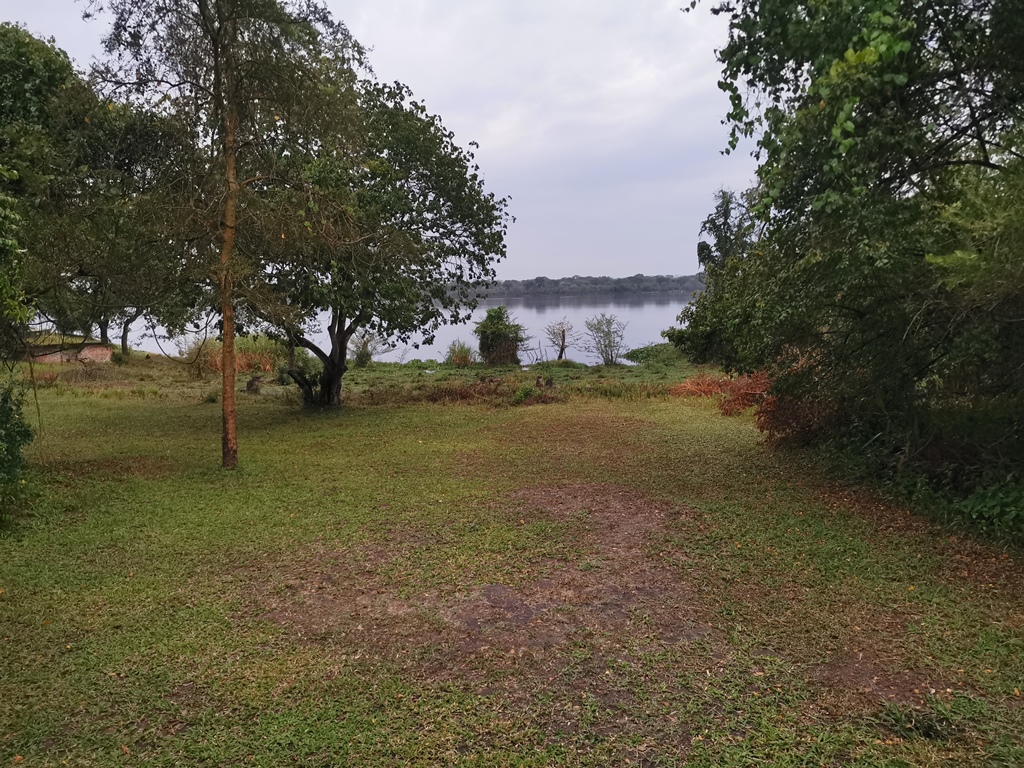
[
  {"left": 218, "top": 20, "right": 240, "bottom": 469},
  {"left": 557, "top": 329, "right": 566, "bottom": 360},
  {"left": 287, "top": 314, "right": 353, "bottom": 407},
  {"left": 120, "top": 310, "right": 141, "bottom": 356},
  {"left": 97, "top": 316, "right": 110, "bottom": 346}
]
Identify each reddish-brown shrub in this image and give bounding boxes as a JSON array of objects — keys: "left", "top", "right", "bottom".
[
  {"left": 669, "top": 372, "right": 729, "bottom": 398},
  {"left": 719, "top": 371, "right": 772, "bottom": 416},
  {"left": 33, "top": 371, "right": 60, "bottom": 387}
]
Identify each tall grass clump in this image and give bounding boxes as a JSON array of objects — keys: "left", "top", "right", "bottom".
[
  {"left": 349, "top": 331, "right": 392, "bottom": 368},
  {"left": 181, "top": 335, "right": 289, "bottom": 377},
  {"left": 445, "top": 339, "right": 477, "bottom": 367}
]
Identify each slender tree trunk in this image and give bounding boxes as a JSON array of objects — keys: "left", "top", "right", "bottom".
[
  {"left": 218, "top": 23, "right": 240, "bottom": 469},
  {"left": 557, "top": 329, "right": 566, "bottom": 360},
  {"left": 120, "top": 310, "right": 141, "bottom": 356},
  {"left": 120, "top": 321, "right": 131, "bottom": 356}
]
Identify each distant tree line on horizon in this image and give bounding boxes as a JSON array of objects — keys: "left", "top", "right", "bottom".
[{"left": 482, "top": 273, "right": 703, "bottom": 299}]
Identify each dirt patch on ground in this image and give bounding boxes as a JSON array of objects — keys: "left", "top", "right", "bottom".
[
  {"left": 37, "top": 456, "right": 176, "bottom": 483},
  {"left": 243, "top": 483, "right": 710, "bottom": 754},
  {"left": 811, "top": 648, "right": 954, "bottom": 711},
  {"left": 817, "top": 483, "right": 933, "bottom": 538},
  {"left": 250, "top": 484, "right": 709, "bottom": 661},
  {"left": 438, "top": 485, "right": 711, "bottom": 658}
]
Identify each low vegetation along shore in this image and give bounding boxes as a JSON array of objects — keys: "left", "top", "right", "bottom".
[{"left": 2, "top": 350, "right": 1021, "bottom": 766}]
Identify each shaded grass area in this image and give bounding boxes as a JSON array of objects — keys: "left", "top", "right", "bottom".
[{"left": 1, "top": 382, "right": 1022, "bottom": 766}]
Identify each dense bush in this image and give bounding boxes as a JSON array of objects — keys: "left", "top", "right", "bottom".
[
  {"left": 623, "top": 343, "right": 683, "bottom": 366},
  {"left": 474, "top": 306, "right": 527, "bottom": 365},
  {"left": 0, "top": 381, "right": 33, "bottom": 512}
]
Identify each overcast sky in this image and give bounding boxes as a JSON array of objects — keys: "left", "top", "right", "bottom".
[{"left": 8, "top": 0, "right": 757, "bottom": 280}]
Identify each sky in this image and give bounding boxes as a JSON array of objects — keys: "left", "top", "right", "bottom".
[{"left": 7, "top": 0, "right": 757, "bottom": 280}]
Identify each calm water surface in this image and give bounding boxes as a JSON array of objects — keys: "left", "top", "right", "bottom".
[{"left": 374, "top": 293, "right": 695, "bottom": 362}]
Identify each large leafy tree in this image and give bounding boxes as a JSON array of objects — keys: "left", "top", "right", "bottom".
[
  {"left": 246, "top": 81, "right": 510, "bottom": 406},
  {"left": 91, "top": 0, "right": 364, "bottom": 466},
  {"left": 679, "top": 0, "right": 1024, "bottom": 483},
  {"left": 26, "top": 97, "right": 201, "bottom": 352},
  {"left": 1, "top": 24, "right": 200, "bottom": 354}
]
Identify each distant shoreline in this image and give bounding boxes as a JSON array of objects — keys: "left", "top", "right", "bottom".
[{"left": 479, "top": 273, "right": 704, "bottom": 299}]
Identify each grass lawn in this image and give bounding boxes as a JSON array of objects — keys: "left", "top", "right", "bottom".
[{"left": 2, "top": 353, "right": 1022, "bottom": 766}]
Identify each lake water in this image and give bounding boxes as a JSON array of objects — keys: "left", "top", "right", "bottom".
[
  {"left": 374, "top": 293, "right": 696, "bottom": 363},
  {"left": 132, "top": 293, "right": 696, "bottom": 362}
]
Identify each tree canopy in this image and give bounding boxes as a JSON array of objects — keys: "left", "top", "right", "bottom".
[{"left": 674, "top": 0, "right": 1024, "bottom": 492}]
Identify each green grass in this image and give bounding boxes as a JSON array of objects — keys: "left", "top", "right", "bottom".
[{"left": 1, "top": 355, "right": 1021, "bottom": 766}]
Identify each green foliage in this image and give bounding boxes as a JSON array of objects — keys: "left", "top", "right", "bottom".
[
  {"left": 474, "top": 306, "right": 527, "bottom": 365},
  {"left": 955, "top": 484, "right": 1024, "bottom": 540},
  {"left": 623, "top": 342, "right": 683, "bottom": 366},
  {"left": 697, "top": 189, "right": 754, "bottom": 270},
  {"left": 679, "top": 0, "right": 1024, "bottom": 507},
  {"left": 248, "top": 76, "right": 510, "bottom": 405},
  {"left": 583, "top": 313, "right": 627, "bottom": 365},
  {"left": 0, "top": 167, "right": 27, "bottom": 359},
  {"left": 0, "top": 380, "right": 32, "bottom": 511}
]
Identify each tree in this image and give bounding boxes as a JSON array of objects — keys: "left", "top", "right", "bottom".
[
  {"left": 584, "top": 313, "right": 627, "bottom": 365},
  {"left": 474, "top": 306, "right": 527, "bottom": 366},
  {"left": 92, "top": 0, "right": 364, "bottom": 466},
  {"left": 696, "top": 189, "right": 754, "bottom": 271},
  {"left": 247, "top": 79, "right": 509, "bottom": 406},
  {"left": 543, "top": 317, "right": 582, "bottom": 360},
  {"left": 0, "top": 167, "right": 34, "bottom": 509},
  {"left": 681, "top": 0, "right": 1024, "bottom": 486},
  {"left": 25, "top": 96, "right": 201, "bottom": 354}
]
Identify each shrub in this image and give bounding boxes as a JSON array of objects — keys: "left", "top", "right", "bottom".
[
  {"left": 0, "top": 381, "right": 33, "bottom": 513},
  {"left": 349, "top": 331, "right": 391, "bottom": 368},
  {"left": 445, "top": 339, "right": 477, "bottom": 366},
  {"left": 623, "top": 343, "right": 682, "bottom": 366},
  {"left": 474, "top": 306, "right": 528, "bottom": 365},
  {"left": 670, "top": 370, "right": 772, "bottom": 416},
  {"left": 583, "top": 313, "right": 627, "bottom": 365},
  {"left": 755, "top": 394, "right": 831, "bottom": 445},
  {"left": 954, "top": 484, "right": 1024, "bottom": 540},
  {"left": 543, "top": 318, "right": 582, "bottom": 360},
  {"left": 670, "top": 372, "right": 729, "bottom": 398},
  {"left": 719, "top": 371, "right": 772, "bottom": 415},
  {"left": 276, "top": 347, "right": 321, "bottom": 385}
]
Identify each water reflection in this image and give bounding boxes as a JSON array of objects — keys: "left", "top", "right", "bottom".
[{"left": 380, "top": 292, "right": 696, "bottom": 362}]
